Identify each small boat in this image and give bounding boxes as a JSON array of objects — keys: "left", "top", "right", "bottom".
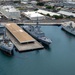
[
  {"left": 0, "top": 27, "right": 14, "bottom": 55},
  {"left": 62, "top": 22, "right": 75, "bottom": 36}
]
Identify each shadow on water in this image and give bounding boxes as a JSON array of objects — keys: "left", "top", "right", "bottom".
[
  {"left": 35, "top": 49, "right": 43, "bottom": 54},
  {"left": 58, "top": 25, "right": 62, "bottom": 28},
  {"left": 0, "top": 51, "right": 14, "bottom": 58},
  {"left": 35, "top": 46, "right": 51, "bottom": 54},
  {"left": 42, "top": 44, "right": 51, "bottom": 52},
  {"left": 45, "top": 46, "right": 51, "bottom": 52},
  {"left": 0, "top": 48, "right": 16, "bottom": 58}
]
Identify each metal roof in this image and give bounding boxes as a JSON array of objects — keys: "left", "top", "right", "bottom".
[{"left": 58, "top": 10, "right": 75, "bottom": 17}]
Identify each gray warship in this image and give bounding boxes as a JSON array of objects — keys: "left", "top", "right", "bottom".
[
  {"left": 62, "top": 22, "right": 75, "bottom": 36},
  {"left": 0, "top": 26, "right": 14, "bottom": 55},
  {"left": 22, "top": 19, "right": 52, "bottom": 46}
]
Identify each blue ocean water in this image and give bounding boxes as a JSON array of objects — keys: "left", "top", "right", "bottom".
[{"left": 0, "top": 26, "right": 75, "bottom": 75}]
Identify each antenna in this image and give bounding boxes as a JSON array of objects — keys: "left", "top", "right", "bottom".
[
  {"left": 70, "top": 22, "right": 72, "bottom": 26},
  {"left": 35, "top": 12, "right": 41, "bottom": 32},
  {"left": 36, "top": 12, "right": 38, "bottom": 26},
  {"left": 3, "top": 27, "right": 6, "bottom": 41},
  {"left": 36, "top": 12, "right": 40, "bottom": 28}
]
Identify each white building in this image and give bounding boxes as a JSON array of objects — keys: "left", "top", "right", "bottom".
[
  {"left": 0, "top": 0, "right": 29, "bottom": 2},
  {"left": 21, "top": 0, "right": 28, "bottom": 4},
  {"left": 43, "top": 0, "right": 75, "bottom": 3},
  {"left": 37, "top": 9, "right": 60, "bottom": 16},
  {"left": 0, "top": 5, "right": 20, "bottom": 19},
  {"left": 22, "top": 11, "right": 45, "bottom": 20},
  {"left": 0, "top": 0, "right": 19, "bottom": 1},
  {"left": 58, "top": 10, "right": 75, "bottom": 17},
  {"left": 42, "top": 0, "right": 75, "bottom": 2}
]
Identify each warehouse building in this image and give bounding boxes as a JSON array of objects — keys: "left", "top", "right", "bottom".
[
  {"left": 58, "top": 10, "right": 75, "bottom": 17},
  {"left": 37, "top": 9, "right": 60, "bottom": 16},
  {"left": 0, "top": 5, "right": 21, "bottom": 20},
  {"left": 22, "top": 11, "right": 45, "bottom": 20}
]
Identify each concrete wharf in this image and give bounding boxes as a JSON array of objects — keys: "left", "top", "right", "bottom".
[
  {"left": 5, "top": 23, "right": 44, "bottom": 52},
  {"left": 1, "top": 20, "right": 72, "bottom": 26},
  {"left": 17, "top": 22, "right": 62, "bottom": 26}
]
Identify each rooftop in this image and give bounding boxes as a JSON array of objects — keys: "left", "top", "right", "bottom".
[
  {"left": 2, "top": 5, "right": 19, "bottom": 12},
  {"left": 23, "top": 11, "right": 44, "bottom": 17},
  {"left": 58, "top": 10, "right": 75, "bottom": 17},
  {"left": 37, "top": 9, "right": 60, "bottom": 16}
]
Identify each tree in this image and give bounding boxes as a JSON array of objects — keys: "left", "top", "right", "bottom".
[
  {"left": 37, "top": 2, "right": 44, "bottom": 6},
  {"left": 52, "top": 15, "right": 63, "bottom": 19},
  {"left": 53, "top": 15, "right": 58, "bottom": 19},
  {"left": 46, "top": 6, "right": 52, "bottom": 9},
  {"left": 59, "top": 15, "right": 63, "bottom": 19},
  {"left": 34, "top": 8, "right": 38, "bottom": 11},
  {"left": 46, "top": 14, "right": 50, "bottom": 17},
  {"left": 36, "top": 0, "right": 40, "bottom": 2}
]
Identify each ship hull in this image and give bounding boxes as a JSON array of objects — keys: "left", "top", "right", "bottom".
[
  {"left": 38, "top": 38, "right": 50, "bottom": 46},
  {"left": 62, "top": 26, "right": 75, "bottom": 36},
  {"left": 0, "top": 47, "right": 13, "bottom": 55},
  {"left": 0, "top": 42, "right": 14, "bottom": 55},
  {"left": 0, "top": 48, "right": 13, "bottom": 56}
]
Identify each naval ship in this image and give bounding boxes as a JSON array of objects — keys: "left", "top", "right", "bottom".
[
  {"left": 62, "top": 22, "right": 75, "bottom": 36},
  {"left": 0, "top": 26, "right": 14, "bottom": 55},
  {"left": 22, "top": 19, "right": 52, "bottom": 46}
]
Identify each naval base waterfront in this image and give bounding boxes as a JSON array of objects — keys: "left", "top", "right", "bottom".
[{"left": 0, "top": 26, "right": 75, "bottom": 75}]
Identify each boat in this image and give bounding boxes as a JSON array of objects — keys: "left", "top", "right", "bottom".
[
  {"left": 0, "top": 39, "right": 14, "bottom": 55},
  {"left": 0, "top": 27, "right": 14, "bottom": 55},
  {"left": 22, "top": 18, "right": 52, "bottom": 46},
  {"left": 62, "top": 22, "right": 75, "bottom": 36}
]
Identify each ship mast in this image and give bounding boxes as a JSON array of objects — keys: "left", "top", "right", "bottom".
[
  {"left": 36, "top": 13, "right": 41, "bottom": 31},
  {"left": 36, "top": 13, "right": 39, "bottom": 27},
  {"left": 3, "top": 27, "right": 9, "bottom": 42},
  {"left": 70, "top": 22, "right": 73, "bottom": 27},
  {"left": 3, "top": 27, "right": 6, "bottom": 41}
]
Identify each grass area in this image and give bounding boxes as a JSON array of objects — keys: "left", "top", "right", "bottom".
[{"left": 16, "top": 7, "right": 25, "bottom": 10}]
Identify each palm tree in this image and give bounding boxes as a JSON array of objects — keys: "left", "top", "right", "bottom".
[{"left": 36, "top": 0, "right": 40, "bottom": 2}]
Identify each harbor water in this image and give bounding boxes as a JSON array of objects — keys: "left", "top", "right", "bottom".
[{"left": 0, "top": 26, "right": 75, "bottom": 75}]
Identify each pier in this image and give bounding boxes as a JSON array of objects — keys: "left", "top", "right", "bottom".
[
  {"left": 5, "top": 23, "right": 44, "bottom": 52},
  {"left": 5, "top": 23, "right": 35, "bottom": 44}
]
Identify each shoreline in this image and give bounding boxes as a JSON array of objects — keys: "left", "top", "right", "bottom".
[
  {"left": 1, "top": 21, "right": 73, "bottom": 26},
  {"left": 17, "top": 23, "right": 62, "bottom": 26}
]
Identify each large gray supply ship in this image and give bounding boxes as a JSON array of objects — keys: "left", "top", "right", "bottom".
[
  {"left": 62, "top": 22, "right": 75, "bottom": 36},
  {"left": 0, "top": 26, "right": 14, "bottom": 55},
  {"left": 22, "top": 19, "right": 52, "bottom": 46}
]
